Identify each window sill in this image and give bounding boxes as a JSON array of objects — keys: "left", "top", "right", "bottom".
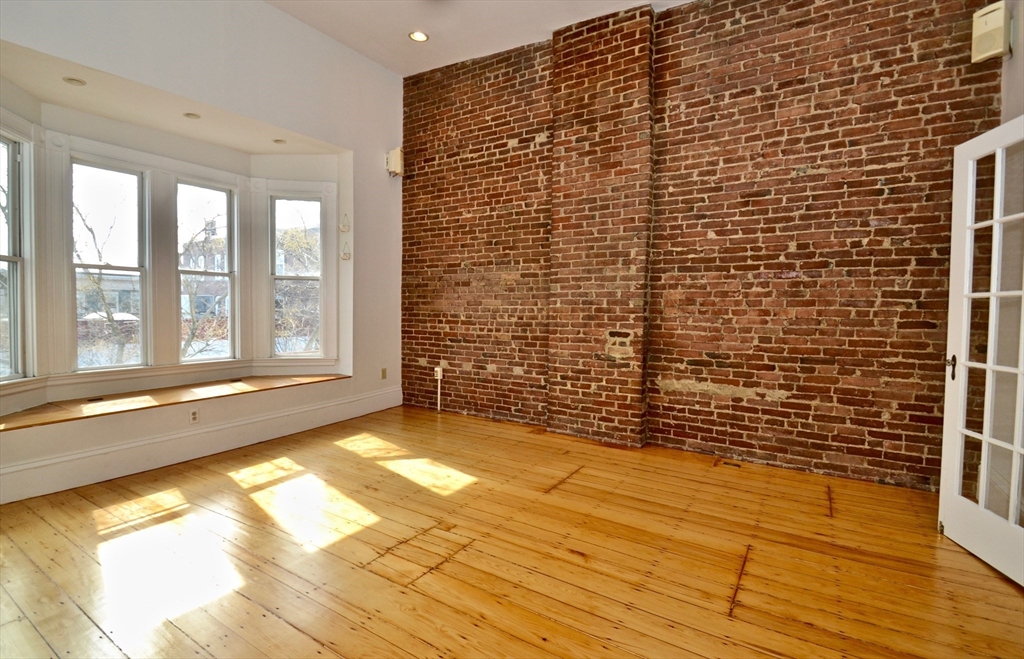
[{"left": 0, "top": 374, "right": 348, "bottom": 431}]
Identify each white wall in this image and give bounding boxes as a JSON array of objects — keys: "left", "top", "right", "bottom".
[
  {"left": 999, "top": 0, "right": 1024, "bottom": 121},
  {"left": 0, "top": 0, "right": 403, "bottom": 503},
  {"left": 1004, "top": 0, "right": 1024, "bottom": 122}
]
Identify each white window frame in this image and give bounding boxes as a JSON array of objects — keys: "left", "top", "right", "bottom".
[
  {"left": 0, "top": 133, "right": 24, "bottom": 380},
  {"left": 69, "top": 158, "right": 148, "bottom": 371},
  {"left": 176, "top": 179, "right": 237, "bottom": 363},
  {"left": 251, "top": 179, "right": 338, "bottom": 366},
  {"left": 271, "top": 194, "right": 323, "bottom": 358}
]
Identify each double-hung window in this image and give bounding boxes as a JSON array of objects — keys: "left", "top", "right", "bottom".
[
  {"left": 271, "top": 197, "right": 322, "bottom": 355},
  {"left": 71, "top": 162, "right": 144, "bottom": 370},
  {"left": 177, "top": 183, "right": 234, "bottom": 361},
  {"left": 0, "top": 136, "right": 23, "bottom": 379}
]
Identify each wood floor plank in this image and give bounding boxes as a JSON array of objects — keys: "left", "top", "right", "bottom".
[
  {"left": 0, "top": 406, "right": 1020, "bottom": 659},
  {"left": 0, "top": 534, "right": 125, "bottom": 659},
  {"left": 0, "top": 507, "right": 212, "bottom": 659},
  {"left": 0, "top": 615, "right": 58, "bottom": 659}
]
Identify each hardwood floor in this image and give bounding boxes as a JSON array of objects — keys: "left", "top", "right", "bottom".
[{"left": 1, "top": 405, "right": 1021, "bottom": 658}]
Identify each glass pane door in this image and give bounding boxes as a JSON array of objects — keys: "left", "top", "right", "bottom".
[{"left": 940, "top": 116, "right": 1024, "bottom": 586}]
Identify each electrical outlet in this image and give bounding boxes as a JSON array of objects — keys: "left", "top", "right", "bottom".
[
  {"left": 381, "top": 367, "right": 387, "bottom": 379},
  {"left": 434, "top": 366, "right": 443, "bottom": 380},
  {"left": 189, "top": 408, "right": 200, "bottom": 425}
]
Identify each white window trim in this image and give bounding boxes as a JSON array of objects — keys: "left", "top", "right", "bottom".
[
  {"left": 251, "top": 178, "right": 339, "bottom": 363},
  {"left": 1, "top": 134, "right": 24, "bottom": 381},
  {"left": 0, "top": 120, "right": 343, "bottom": 414},
  {"left": 68, "top": 157, "right": 148, "bottom": 371},
  {"left": 175, "top": 178, "right": 238, "bottom": 363}
]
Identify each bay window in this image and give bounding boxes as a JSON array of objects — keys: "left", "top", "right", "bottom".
[{"left": 0, "top": 122, "right": 343, "bottom": 407}]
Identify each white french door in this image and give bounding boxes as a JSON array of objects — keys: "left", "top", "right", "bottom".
[{"left": 940, "top": 115, "right": 1024, "bottom": 586}]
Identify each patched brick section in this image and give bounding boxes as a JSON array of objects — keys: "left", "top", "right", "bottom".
[
  {"left": 648, "top": 0, "right": 1002, "bottom": 488},
  {"left": 547, "top": 6, "right": 656, "bottom": 445},
  {"left": 402, "top": 43, "right": 553, "bottom": 423}
]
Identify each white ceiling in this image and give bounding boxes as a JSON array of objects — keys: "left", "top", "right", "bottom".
[
  {"left": 0, "top": 41, "right": 341, "bottom": 156},
  {"left": 0, "top": 1, "right": 692, "bottom": 155},
  {"left": 267, "top": 0, "right": 691, "bottom": 77}
]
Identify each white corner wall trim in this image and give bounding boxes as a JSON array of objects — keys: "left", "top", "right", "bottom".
[{"left": 0, "top": 385, "right": 402, "bottom": 504}]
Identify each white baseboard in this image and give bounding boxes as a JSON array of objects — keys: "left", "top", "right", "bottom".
[{"left": 0, "top": 386, "right": 402, "bottom": 504}]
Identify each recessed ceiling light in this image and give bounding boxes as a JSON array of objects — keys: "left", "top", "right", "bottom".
[
  {"left": 273, "top": 139, "right": 287, "bottom": 145},
  {"left": 183, "top": 112, "right": 201, "bottom": 120},
  {"left": 62, "top": 77, "right": 87, "bottom": 87},
  {"left": 409, "top": 31, "right": 429, "bottom": 42}
]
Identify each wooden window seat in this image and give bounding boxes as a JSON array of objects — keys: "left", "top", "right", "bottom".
[{"left": 0, "top": 375, "right": 347, "bottom": 431}]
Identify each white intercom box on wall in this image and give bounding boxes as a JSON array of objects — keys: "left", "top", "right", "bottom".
[
  {"left": 387, "top": 148, "right": 404, "bottom": 177},
  {"left": 972, "top": 1, "right": 1012, "bottom": 63}
]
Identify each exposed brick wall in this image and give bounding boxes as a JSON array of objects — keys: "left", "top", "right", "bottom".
[
  {"left": 648, "top": 0, "right": 1002, "bottom": 488},
  {"left": 547, "top": 7, "right": 655, "bottom": 444},
  {"left": 402, "top": 0, "right": 1002, "bottom": 489},
  {"left": 402, "top": 43, "right": 552, "bottom": 423}
]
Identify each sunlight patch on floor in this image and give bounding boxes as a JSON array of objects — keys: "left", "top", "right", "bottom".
[
  {"left": 228, "top": 457, "right": 305, "bottom": 489},
  {"left": 249, "top": 473, "right": 380, "bottom": 551},
  {"left": 335, "top": 433, "right": 414, "bottom": 459},
  {"left": 92, "top": 488, "right": 189, "bottom": 533},
  {"left": 379, "top": 458, "right": 478, "bottom": 496},
  {"left": 98, "top": 512, "right": 242, "bottom": 643}
]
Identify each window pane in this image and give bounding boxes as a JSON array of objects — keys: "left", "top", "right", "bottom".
[
  {"left": 274, "top": 199, "right": 320, "bottom": 276},
  {"left": 984, "top": 442, "right": 1013, "bottom": 520},
  {"left": 72, "top": 164, "right": 139, "bottom": 267},
  {"left": 971, "top": 225, "right": 992, "bottom": 293},
  {"left": 961, "top": 435, "right": 982, "bottom": 503},
  {"left": 964, "top": 366, "right": 986, "bottom": 434},
  {"left": 178, "top": 184, "right": 228, "bottom": 272},
  {"left": 999, "top": 219, "right": 1022, "bottom": 292},
  {"left": 76, "top": 268, "right": 142, "bottom": 368},
  {"left": 994, "top": 296, "right": 1021, "bottom": 368},
  {"left": 0, "top": 261, "right": 14, "bottom": 377},
  {"left": 274, "top": 279, "right": 320, "bottom": 354},
  {"left": 991, "top": 371, "right": 1018, "bottom": 445},
  {"left": 1003, "top": 141, "right": 1024, "bottom": 218},
  {"left": 974, "top": 153, "right": 995, "bottom": 225},
  {"left": 1, "top": 140, "right": 10, "bottom": 257},
  {"left": 968, "top": 297, "right": 989, "bottom": 364},
  {"left": 181, "top": 274, "right": 231, "bottom": 361}
]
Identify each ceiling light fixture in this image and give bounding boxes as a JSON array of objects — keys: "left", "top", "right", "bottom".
[
  {"left": 62, "top": 77, "right": 87, "bottom": 87},
  {"left": 273, "top": 139, "right": 287, "bottom": 144},
  {"left": 183, "top": 112, "right": 201, "bottom": 120},
  {"left": 409, "top": 31, "right": 429, "bottom": 42}
]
